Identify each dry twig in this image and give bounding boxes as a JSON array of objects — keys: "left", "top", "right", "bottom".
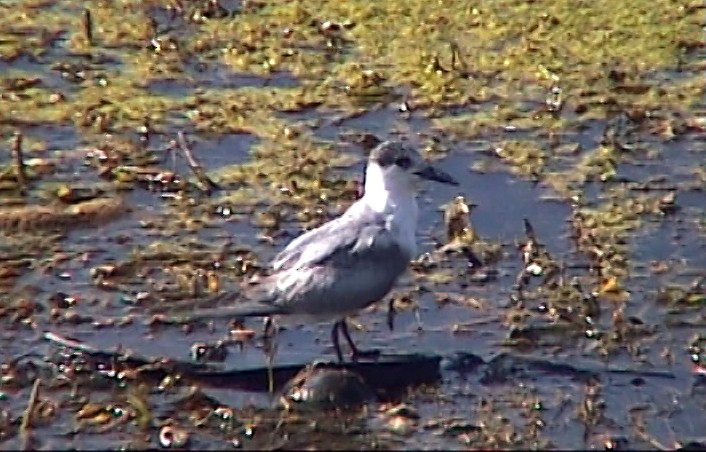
[
  {"left": 11, "top": 132, "right": 27, "bottom": 193},
  {"left": 20, "top": 378, "right": 41, "bottom": 450},
  {"left": 176, "top": 131, "right": 219, "bottom": 195},
  {"left": 83, "top": 8, "right": 93, "bottom": 45}
]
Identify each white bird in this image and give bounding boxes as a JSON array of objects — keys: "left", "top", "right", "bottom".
[{"left": 192, "top": 140, "right": 458, "bottom": 361}]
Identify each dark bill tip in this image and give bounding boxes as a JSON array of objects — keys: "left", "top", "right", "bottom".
[{"left": 414, "top": 165, "right": 459, "bottom": 186}]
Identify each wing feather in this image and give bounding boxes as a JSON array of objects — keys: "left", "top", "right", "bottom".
[
  {"left": 271, "top": 203, "right": 393, "bottom": 271},
  {"left": 260, "top": 203, "right": 411, "bottom": 316}
]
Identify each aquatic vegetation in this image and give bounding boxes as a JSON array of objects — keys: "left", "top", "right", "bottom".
[{"left": 0, "top": 0, "right": 704, "bottom": 449}]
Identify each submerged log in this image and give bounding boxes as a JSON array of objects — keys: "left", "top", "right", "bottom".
[{"left": 43, "top": 331, "right": 442, "bottom": 398}]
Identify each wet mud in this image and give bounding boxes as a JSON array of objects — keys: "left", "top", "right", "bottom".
[{"left": 1, "top": 0, "right": 705, "bottom": 449}]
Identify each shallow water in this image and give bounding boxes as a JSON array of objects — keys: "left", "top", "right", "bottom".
[{"left": 1, "top": 0, "right": 705, "bottom": 449}]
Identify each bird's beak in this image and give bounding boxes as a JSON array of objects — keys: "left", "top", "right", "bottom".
[{"left": 413, "top": 163, "right": 459, "bottom": 185}]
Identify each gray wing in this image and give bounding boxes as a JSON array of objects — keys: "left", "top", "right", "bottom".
[
  {"left": 182, "top": 205, "right": 406, "bottom": 320},
  {"left": 272, "top": 203, "right": 394, "bottom": 271},
  {"left": 229, "top": 203, "right": 413, "bottom": 317},
  {"left": 256, "top": 206, "right": 410, "bottom": 316},
  {"left": 169, "top": 206, "right": 409, "bottom": 321}
]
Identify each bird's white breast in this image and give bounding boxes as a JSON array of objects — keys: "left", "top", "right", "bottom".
[{"left": 360, "top": 160, "right": 420, "bottom": 261}]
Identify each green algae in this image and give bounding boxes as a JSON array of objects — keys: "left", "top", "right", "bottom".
[
  {"left": 0, "top": 0, "right": 701, "bottom": 343},
  {"left": 0, "top": 1, "right": 704, "bottom": 449},
  {"left": 2, "top": 0, "right": 702, "bottom": 196}
]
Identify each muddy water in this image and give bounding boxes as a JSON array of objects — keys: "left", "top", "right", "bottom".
[
  {"left": 1, "top": 0, "right": 705, "bottom": 449},
  {"left": 3, "top": 104, "right": 703, "bottom": 449}
]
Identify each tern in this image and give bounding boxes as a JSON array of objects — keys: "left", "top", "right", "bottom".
[{"left": 190, "top": 140, "right": 458, "bottom": 361}]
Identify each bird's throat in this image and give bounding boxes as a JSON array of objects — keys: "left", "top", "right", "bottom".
[
  {"left": 362, "top": 163, "right": 416, "bottom": 215},
  {"left": 361, "top": 164, "right": 419, "bottom": 259}
]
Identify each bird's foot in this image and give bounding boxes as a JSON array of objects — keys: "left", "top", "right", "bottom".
[
  {"left": 332, "top": 319, "right": 381, "bottom": 362},
  {"left": 350, "top": 347, "right": 381, "bottom": 361}
]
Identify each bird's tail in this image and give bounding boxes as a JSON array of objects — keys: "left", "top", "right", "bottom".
[
  {"left": 148, "top": 289, "right": 283, "bottom": 324},
  {"left": 184, "top": 302, "right": 280, "bottom": 322}
]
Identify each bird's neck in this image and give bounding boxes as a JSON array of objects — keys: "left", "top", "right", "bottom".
[
  {"left": 360, "top": 163, "right": 418, "bottom": 259},
  {"left": 361, "top": 163, "right": 418, "bottom": 218}
]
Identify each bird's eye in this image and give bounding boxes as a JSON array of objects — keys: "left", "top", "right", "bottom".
[{"left": 395, "top": 156, "right": 412, "bottom": 169}]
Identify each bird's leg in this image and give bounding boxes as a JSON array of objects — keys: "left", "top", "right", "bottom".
[
  {"left": 413, "top": 304, "right": 423, "bottom": 331},
  {"left": 263, "top": 316, "right": 275, "bottom": 339},
  {"left": 262, "top": 317, "right": 277, "bottom": 393},
  {"left": 340, "top": 319, "right": 380, "bottom": 361},
  {"left": 331, "top": 321, "right": 344, "bottom": 362},
  {"left": 387, "top": 298, "right": 396, "bottom": 331}
]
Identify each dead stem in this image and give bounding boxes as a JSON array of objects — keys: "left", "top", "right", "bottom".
[
  {"left": 43, "top": 331, "right": 93, "bottom": 352},
  {"left": 176, "top": 131, "right": 219, "bottom": 195},
  {"left": 20, "top": 378, "right": 41, "bottom": 450},
  {"left": 10, "top": 132, "right": 27, "bottom": 194},
  {"left": 448, "top": 40, "right": 467, "bottom": 74},
  {"left": 83, "top": 8, "right": 93, "bottom": 45},
  {"left": 630, "top": 410, "right": 670, "bottom": 450}
]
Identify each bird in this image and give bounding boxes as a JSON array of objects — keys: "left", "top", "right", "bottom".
[{"left": 186, "top": 140, "right": 458, "bottom": 361}]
